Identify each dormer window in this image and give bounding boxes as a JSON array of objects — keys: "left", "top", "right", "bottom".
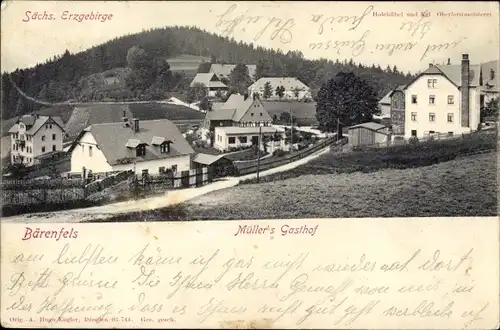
[
  {"left": 160, "top": 142, "right": 170, "bottom": 154},
  {"left": 136, "top": 145, "right": 146, "bottom": 157}
]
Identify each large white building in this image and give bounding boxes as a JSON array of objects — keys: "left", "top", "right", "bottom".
[
  {"left": 68, "top": 118, "right": 194, "bottom": 175},
  {"left": 8, "top": 114, "right": 65, "bottom": 167},
  {"left": 403, "top": 54, "right": 482, "bottom": 139},
  {"left": 248, "top": 77, "right": 311, "bottom": 101}
]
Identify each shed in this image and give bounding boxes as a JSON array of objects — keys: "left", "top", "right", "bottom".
[
  {"left": 192, "top": 153, "right": 236, "bottom": 178},
  {"left": 348, "top": 122, "right": 391, "bottom": 148}
]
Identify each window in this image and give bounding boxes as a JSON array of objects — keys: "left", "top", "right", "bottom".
[
  {"left": 159, "top": 166, "right": 165, "bottom": 174},
  {"left": 239, "top": 136, "right": 248, "bottom": 143},
  {"left": 41, "top": 135, "right": 46, "bottom": 141},
  {"left": 490, "top": 69, "right": 495, "bottom": 80},
  {"left": 251, "top": 113, "right": 254, "bottom": 116},
  {"left": 429, "top": 95, "right": 435, "bottom": 105},
  {"left": 260, "top": 112, "right": 262, "bottom": 116},
  {"left": 41, "top": 146, "right": 46, "bottom": 153},
  {"left": 52, "top": 134, "right": 56, "bottom": 140},
  {"left": 160, "top": 143, "right": 169, "bottom": 153},
  {"left": 411, "top": 95, "right": 417, "bottom": 104},
  {"left": 171, "top": 165, "right": 178, "bottom": 172},
  {"left": 142, "top": 169, "right": 149, "bottom": 177},
  {"left": 427, "top": 79, "right": 437, "bottom": 88},
  {"left": 45, "top": 125, "right": 48, "bottom": 129},
  {"left": 447, "top": 95, "right": 454, "bottom": 104},
  {"left": 448, "top": 132, "right": 454, "bottom": 136},
  {"left": 447, "top": 113, "right": 454, "bottom": 123},
  {"left": 411, "top": 112, "right": 417, "bottom": 121},
  {"left": 411, "top": 130, "right": 417, "bottom": 137},
  {"left": 136, "top": 145, "right": 146, "bottom": 157},
  {"left": 228, "top": 137, "right": 236, "bottom": 144},
  {"left": 429, "top": 130, "right": 435, "bottom": 134},
  {"left": 429, "top": 113, "right": 435, "bottom": 122},
  {"left": 52, "top": 145, "right": 56, "bottom": 151},
  {"left": 89, "top": 146, "right": 93, "bottom": 157}
]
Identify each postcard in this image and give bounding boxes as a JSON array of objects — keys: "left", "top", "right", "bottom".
[{"left": 1, "top": 0, "right": 499, "bottom": 328}]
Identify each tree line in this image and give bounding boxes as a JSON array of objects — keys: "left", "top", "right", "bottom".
[{"left": 1, "top": 25, "right": 413, "bottom": 119}]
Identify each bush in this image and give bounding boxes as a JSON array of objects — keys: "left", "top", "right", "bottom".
[
  {"left": 273, "top": 149, "right": 287, "bottom": 157},
  {"left": 409, "top": 136, "right": 419, "bottom": 145}
]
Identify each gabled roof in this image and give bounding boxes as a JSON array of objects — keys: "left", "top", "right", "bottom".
[
  {"left": 210, "top": 64, "right": 257, "bottom": 79},
  {"left": 389, "top": 85, "right": 406, "bottom": 97},
  {"left": 379, "top": 91, "right": 392, "bottom": 105},
  {"left": 69, "top": 119, "right": 194, "bottom": 166},
  {"left": 406, "top": 63, "right": 481, "bottom": 90},
  {"left": 65, "top": 104, "right": 133, "bottom": 139},
  {"left": 481, "top": 60, "right": 499, "bottom": 92},
  {"left": 348, "top": 122, "right": 387, "bottom": 131},
  {"left": 190, "top": 73, "right": 228, "bottom": 88},
  {"left": 8, "top": 114, "right": 65, "bottom": 135},
  {"left": 204, "top": 94, "right": 273, "bottom": 123},
  {"left": 248, "top": 77, "right": 309, "bottom": 91}
]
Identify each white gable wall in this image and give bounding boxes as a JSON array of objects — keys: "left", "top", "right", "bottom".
[{"left": 70, "top": 132, "right": 113, "bottom": 173}]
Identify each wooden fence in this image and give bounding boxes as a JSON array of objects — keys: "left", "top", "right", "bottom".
[
  {"left": 1, "top": 171, "right": 134, "bottom": 206},
  {"left": 235, "top": 136, "right": 346, "bottom": 176},
  {"left": 135, "top": 167, "right": 211, "bottom": 194}
]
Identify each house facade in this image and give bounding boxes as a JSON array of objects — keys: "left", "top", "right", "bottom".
[
  {"left": 8, "top": 114, "right": 65, "bottom": 167},
  {"left": 190, "top": 73, "right": 228, "bottom": 97},
  {"left": 69, "top": 118, "right": 194, "bottom": 175},
  {"left": 248, "top": 77, "right": 311, "bottom": 100},
  {"left": 214, "top": 126, "right": 278, "bottom": 152},
  {"left": 403, "top": 54, "right": 481, "bottom": 139},
  {"left": 389, "top": 85, "right": 406, "bottom": 135},
  {"left": 209, "top": 64, "right": 257, "bottom": 81},
  {"left": 201, "top": 94, "right": 274, "bottom": 142},
  {"left": 378, "top": 91, "right": 392, "bottom": 117}
]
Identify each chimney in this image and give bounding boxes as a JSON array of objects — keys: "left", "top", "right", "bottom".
[
  {"left": 461, "top": 54, "right": 470, "bottom": 128},
  {"left": 447, "top": 58, "right": 451, "bottom": 65},
  {"left": 133, "top": 118, "right": 139, "bottom": 132},
  {"left": 429, "top": 63, "right": 433, "bottom": 68}
]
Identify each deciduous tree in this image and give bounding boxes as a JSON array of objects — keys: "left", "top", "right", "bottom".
[{"left": 316, "top": 72, "right": 379, "bottom": 136}]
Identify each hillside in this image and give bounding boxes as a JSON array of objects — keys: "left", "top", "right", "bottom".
[
  {"left": 1, "top": 26, "right": 413, "bottom": 119},
  {"left": 102, "top": 151, "right": 497, "bottom": 222}
]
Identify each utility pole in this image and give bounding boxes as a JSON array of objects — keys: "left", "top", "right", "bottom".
[
  {"left": 256, "top": 125, "right": 262, "bottom": 182},
  {"left": 290, "top": 106, "right": 293, "bottom": 152}
]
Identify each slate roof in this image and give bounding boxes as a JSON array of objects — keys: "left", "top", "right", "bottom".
[
  {"left": 65, "top": 104, "right": 133, "bottom": 140},
  {"left": 348, "top": 122, "right": 387, "bottom": 131},
  {"left": 193, "top": 153, "right": 230, "bottom": 165},
  {"left": 248, "top": 77, "right": 309, "bottom": 91},
  {"left": 69, "top": 119, "right": 194, "bottom": 166},
  {"left": 407, "top": 63, "right": 482, "bottom": 89},
  {"left": 8, "top": 115, "right": 65, "bottom": 135},
  {"left": 210, "top": 64, "right": 257, "bottom": 79},
  {"left": 190, "top": 73, "right": 228, "bottom": 88}
]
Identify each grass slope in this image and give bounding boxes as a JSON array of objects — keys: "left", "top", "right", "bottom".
[{"left": 99, "top": 150, "right": 498, "bottom": 222}]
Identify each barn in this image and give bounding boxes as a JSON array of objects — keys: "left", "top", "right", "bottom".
[
  {"left": 348, "top": 122, "right": 391, "bottom": 148},
  {"left": 192, "top": 153, "right": 236, "bottom": 178}
]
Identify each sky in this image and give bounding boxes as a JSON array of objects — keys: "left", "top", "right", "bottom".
[{"left": 1, "top": 1, "right": 499, "bottom": 74}]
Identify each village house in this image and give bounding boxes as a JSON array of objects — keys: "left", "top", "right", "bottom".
[
  {"left": 64, "top": 104, "right": 134, "bottom": 142},
  {"left": 8, "top": 114, "right": 65, "bottom": 167},
  {"left": 209, "top": 64, "right": 257, "bottom": 81},
  {"left": 189, "top": 72, "right": 228, "bottom": 97},
  {"left": 68, "top": 118, "right": 194, "bottom": 175},
  {"left": 403, "top": 54, "right": 483, "bottom": 139},
  {"left": 378, "top": 91, "right": 392, "bottom": 118},
  {"left": 248, "top": 77, "right": 311, "bottom": 100},
  {"left": 389, "top": 85, "right": 406, "bottom": 135}
]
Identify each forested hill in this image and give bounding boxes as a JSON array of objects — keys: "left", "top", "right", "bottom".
[{"left": 1, "top": 26, "right": 413, "bottom": 119}]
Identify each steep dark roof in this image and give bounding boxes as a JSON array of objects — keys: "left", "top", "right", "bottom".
[
  {"left": 69, "top": 119, "right": 194, "bottom": 166},
  {"left": 65, "top": 104, "right": 133, "bottom": 140},
  {"left": 8, "top": 115, "right": 65, "bottom": 135}
]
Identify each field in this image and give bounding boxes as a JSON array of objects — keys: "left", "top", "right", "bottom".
[
  {"left": 100, "top": 150, "right": 497, "bottom": 222},
  {"left": 261, "top": 101, "right": 318, "bottom": 126}
]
